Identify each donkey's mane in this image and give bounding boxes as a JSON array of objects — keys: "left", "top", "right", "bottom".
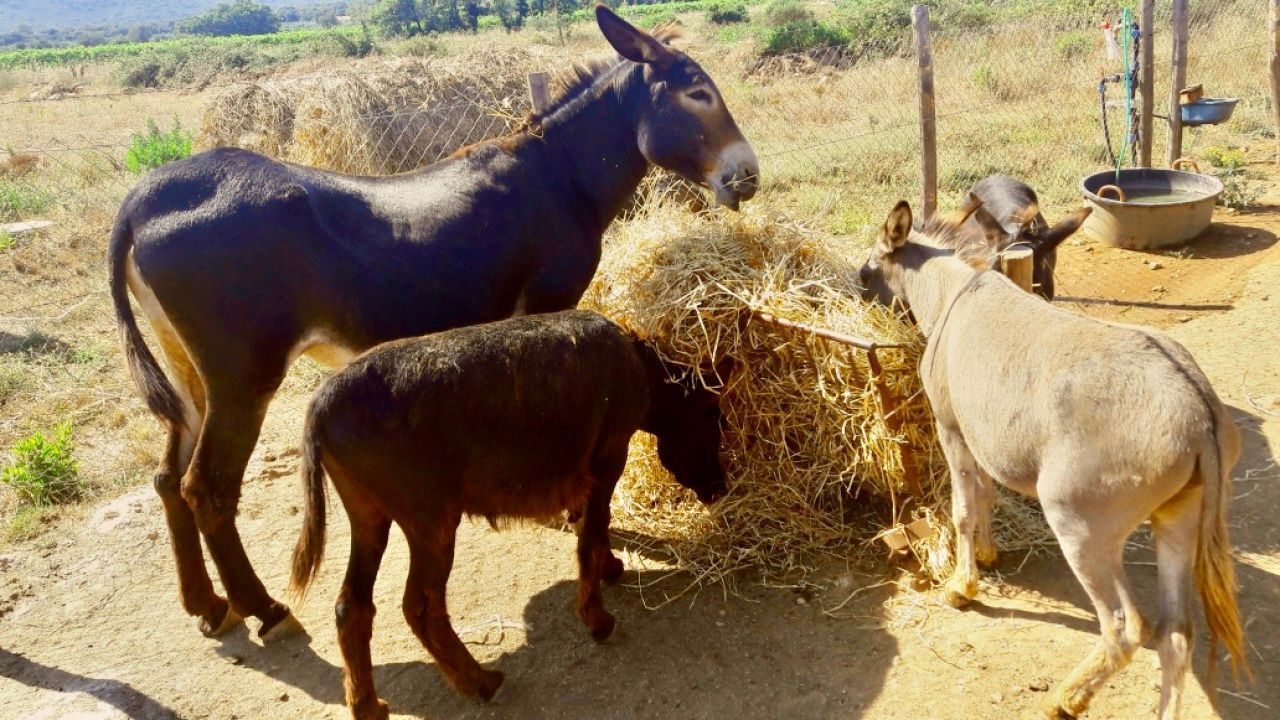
[
  {"left": 529, "top": 23, "right": 684, "bottom": 125},
  {"left": 913, "top": 214, "right": 991, "bottom": 270}
]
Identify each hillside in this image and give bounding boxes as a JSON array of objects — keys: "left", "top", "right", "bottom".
[{"left": 0, "top": 0, "right": 334, "bottom": 31}]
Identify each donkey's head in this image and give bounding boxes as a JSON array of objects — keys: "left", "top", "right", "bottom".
[
  {"left": 642, "top": 353, "right": 735, "bottom": 505},
  {"left": 959, "top": 195, "right": 1091, "bottom": 300},
  {"left": 858, "top": 200, "right": 919, "bottom": 308},
  {"left": 596, "top": 6, "right": 759, "bottom": 209}
]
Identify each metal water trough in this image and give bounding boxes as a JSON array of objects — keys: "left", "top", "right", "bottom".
[
  {"left": 1180, "top": 97, "right": 1238, "bottom": 126},
  {"left": 1079, "top": 160, "right": 1223, "bottom": 249}
]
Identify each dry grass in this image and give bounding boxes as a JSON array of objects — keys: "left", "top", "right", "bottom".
[
  {"left": 581, "top": 204, "right": 1053, "bottom": 592},
  {"left": 197, "top": 44, "right": 541, "bottom": 174}
]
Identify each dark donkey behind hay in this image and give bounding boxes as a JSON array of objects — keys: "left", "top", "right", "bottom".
[
  {"left": 289, "top": 310, "right": 731, "bottom": 720},
  {"left": 951, "top": 174, "right": 1091, "bottom": 300},
  {"left": 858, "top": 201, "right": 1247, "bottom": 720},
  {"left": 108, "top": 6, "right": 757, "bottom": 642}
]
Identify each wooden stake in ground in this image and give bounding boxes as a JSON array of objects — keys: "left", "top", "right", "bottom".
[
  {"left": 1167, "top": 0, "right": 1189, "bottom": 165},
  {"left": 527, "top": 71, "right": 551, "bottom": 114},
  {"left": 999, "top": 246, "right": 1034, "bottom": 294},
  {"left": 1272, "top": 0, "right": 1280, "bottom": 163},
  {"left": 1140, "top": 0, "right": 1155, "bottom": 167},
  {"left": 912, "top": 4, "right": 937, "bottom": 219}
]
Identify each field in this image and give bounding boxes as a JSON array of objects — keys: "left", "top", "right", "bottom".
[{"left": 1, "top": 0, "right": 1279, "bottom": 717}]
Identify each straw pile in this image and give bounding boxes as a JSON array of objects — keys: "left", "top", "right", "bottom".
[
  {"left": 197, "top": 45, "right": 537, "bottom": 174},
  {"left": 582, "top": 205, "right": 1052, "bottom": 590}
]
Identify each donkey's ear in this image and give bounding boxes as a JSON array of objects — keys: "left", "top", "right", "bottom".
[
  {"left": 878, "top": 200, "right": 912, "bottom": 254},
  {"left": 597, "top": 5, "right": 674, "bottom": 66},
  {"left": 712, "top": 356, "right": 737, "bottom": 383},
  {"left": 1032, "top": 206, "right": 1092, "bottom": 252},
  {"left": 951, "top": 192, "right": 984, "bottom": 225}
]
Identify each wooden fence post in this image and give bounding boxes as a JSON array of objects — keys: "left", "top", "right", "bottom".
[
  {"left": 527, "top": 72, "right": 551, "bottom": 114},
  {"left": 999, "top": 246, "right": 1034, "bottom": 294},
  {"left": 1271, "top": 1, "right": 1280, "bottom": 163},
  {"left": 912, "top": 5, "right": 937, "bottom": 219},
  {"left": 1140, "top": 0, "right": 1155, "bottom": 167},
  {"left": 1166, "top": 0, "right": 1188, "bottom": 165}
]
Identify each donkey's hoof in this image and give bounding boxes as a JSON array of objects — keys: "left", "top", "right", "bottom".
[
  {"left": 975, "top": 546, "right": 999, "bottom": 569},
  {"left": 475, "top": 669, "right": 505, "bottom": 703},
  {"left": 350, "top": 697, "right": 389, "bottom": 720},
  {"left": 198, "top": 603, "right": 243, "bottom": 638},
  {"left": 589, "top": 612, "right": 616, "bottom": 642},
  {"left": 943, "top": 578, "right": 976, "bottom": 608},
  {"left": 1043, "top": 702, "right": 1076, "bottom": 720},
  {"left": 259, "top": 612, "right": 306, "bottom": 644},
  {"left": 602, "top": 555, "right": 625, "bottom": 585}
]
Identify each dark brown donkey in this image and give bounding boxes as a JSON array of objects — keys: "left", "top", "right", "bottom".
[
  {"left": 289, "top": 310, "right": 731, "bottom": 719},
  {"left": 108, "top": 6, "right": 757, "bottom": 642}
]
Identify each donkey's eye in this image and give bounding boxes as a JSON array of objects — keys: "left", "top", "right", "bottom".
[{"left": 688, "top": 88, "right": 713, "bottom": 104}]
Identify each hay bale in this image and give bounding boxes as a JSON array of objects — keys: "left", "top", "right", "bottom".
[
  {"left": 197, "top": 46, "right": 537, "bottom": 175},
  {"left": 582, "top": 206, "right": 1052, "bottom": 590}
]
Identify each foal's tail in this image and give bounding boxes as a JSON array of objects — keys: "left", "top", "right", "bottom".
[
  {"left": 1196, "top": 416, "right": 1250, "bottom": 690},
  {"left": 289, "top": 406, "right": 329, "bottom": 604},
  {"left": 108, "top": 214, "right": 185, "bottom": 428}
]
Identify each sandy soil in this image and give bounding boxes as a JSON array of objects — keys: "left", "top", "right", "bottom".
[{"left": 1, "top": 189, "right": 1277, "bottom": 719}]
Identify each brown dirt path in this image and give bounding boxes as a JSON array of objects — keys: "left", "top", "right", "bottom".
[{"left": 2, "top": 195, "right": 1278, "bottom": 719}]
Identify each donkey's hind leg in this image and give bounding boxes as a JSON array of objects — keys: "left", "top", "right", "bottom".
[
  {"left": 1151, "top": 482, "right": 1202, "bottom": 720},
  {"left": 1041, "top": 495, "right": 1150, "bottom": 719},
  {"left": 334, "top": 502, "right": 392, "bottom": 720},
  {"left": 937, "top": 424, "right": 983, "bottom": 608},
  {"left": 183, "top": 380, "right": 301, "bottom": 642},
  {"left": 402, "top": 513, "right": 504, "bottom": 702},
  {"left": 145, "top": 321, "right": 238, "bottom": 636}
]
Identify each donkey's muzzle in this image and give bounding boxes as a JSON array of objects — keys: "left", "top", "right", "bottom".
[{"left": 710, "top": 141, "right": 760, "bottom": 211}]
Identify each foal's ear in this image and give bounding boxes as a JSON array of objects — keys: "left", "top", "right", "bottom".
[
  {"left": 1033, "top": 206, "right": 1092, "bottom": 252},
  {"left": 878, "top": 200, "right": 912, "bottom": 254},
  {"left": 597, "top": 5, "right": 674, "bottom": 66},
  {"left": 951, "top": 191, "right": 984, "bottom": 225}
]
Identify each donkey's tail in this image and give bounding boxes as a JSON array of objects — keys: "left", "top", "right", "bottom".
[
  {"left": 108, "top": 215, "right": 185, "bottom": 428},
  {"left": 289, "top": 405, "right": 329, "bottom": 604},
  {"left": 1196, "top": 415, "right": 1251, "bottom": 691}
]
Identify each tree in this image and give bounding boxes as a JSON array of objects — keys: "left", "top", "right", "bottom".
[
  {"left": 370, "top": 0, "right": 424, "bottom": 36},
  {"left": 179, "top": 0, "right": 281, "bottom": 37},
  {"left": 464, "top": 0, "right": 482, "bottom": 31},
  {"left": 515, "top": 0, "right": 529, "bottom": 24},
  {"left": 277, "top": 6, "right": 301, "bottom": 22},
  {"left": 126, "top": 25, "right": 154, "bottom": 42},
  {"left": 316, "top": 11, "right": 340, "bottom": 28}
]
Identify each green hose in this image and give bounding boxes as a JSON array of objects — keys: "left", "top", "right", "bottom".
[{"left": 1116, "top": 7, "right": 1133, "bottom": 184}]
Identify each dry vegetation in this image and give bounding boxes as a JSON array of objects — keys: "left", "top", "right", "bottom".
[{"left": 0, "top": 1, "right": 1273, "bottom": 588}]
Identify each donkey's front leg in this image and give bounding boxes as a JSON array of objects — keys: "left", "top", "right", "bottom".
[{"left": 938, "top": 423, "right": 983, "bottom": 608}]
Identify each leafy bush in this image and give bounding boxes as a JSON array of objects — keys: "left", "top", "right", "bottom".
[
  {"left": 839, "top": 0, "right": 912, "bottom": 47},
  {"left": 708, "top": 3, "right": 748, "bottom": 24},
  {"left": 0, "top": 180, "right": 52, "bottom": 222},
  {"left": 764, "top": 19, "right": 850, "bottom": 55},
  {"left": 0, "top": 230, "right": 13, "bottom": 250},
  {"left": 125, "top": 118, "right": 193, "bottom": 173},
  {"left": 1219, "top": 172, "right": 1258, "bottom": 210},
  {"left": 764, "top": 0, "right": 813, "bottom": 26},
  {"left": 180, "top": 0, "right": 281, "bottom": 37},
  {"left": 2, "top": 423, "right": 82, "bottom": 507},
  {"left": 1054, "top": 29, "right": 1094, "bottom": 59},
  {"left": 1203, "top": 146, "right": 1246, "bottom": 170}
]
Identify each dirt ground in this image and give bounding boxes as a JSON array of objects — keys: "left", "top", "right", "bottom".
[{"left": 1, "top": 185, "right": 1278, "bottom": 719}]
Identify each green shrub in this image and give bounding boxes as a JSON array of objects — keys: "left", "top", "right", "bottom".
[
  {"left": 125, "top": 117, "right": 193, "bottom": 173},
  {"left": 0, "top": 180, "right": 52, "bottom": 222},
  {"left": 0, "top": 229, "right": 13, "bottom": 250},
  {"left": 764, "top": 20, "right": 850, "bottom": 55},
  {"left": 2, "top": 423, "right": 82, "bottom": 507},
  {"left": 708, "top": 2, "right": 748, "bottom": 24},
  {"left": 1219, "top": 171, "right": 1258, "bottom": 210},
  {"left": 1054, "top": 29, "right": 1093, "bottom": 59},
  {"left": 1203, "top": 146, "right": 1246, "bottom": 170},
  {"left": 764, "top": 0, "right": 813, "bottom": 26}
]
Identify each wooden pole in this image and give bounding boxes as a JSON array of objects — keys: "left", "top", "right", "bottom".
[
  {"left": 912, "top": 5, "right": 937, "bottom": 219},
  {"left": 1166, "top": 0, "right": 1189, "bottom": 165},
  {"left": 1271, "top": 0, "right": 1280, "bottom": 163},
  {"left": 527, "top": 71, "right": 550, "bottom": 114},
  {"left": 1139, "top": 0, "right": 1155, "bottom": 167},
  {"left": 999, "top": 246, "right": 1034, "bottom": 293}
]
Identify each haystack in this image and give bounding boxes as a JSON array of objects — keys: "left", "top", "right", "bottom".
[
  {"left": 582, "top": 205, "right": 1052, "bottom": 591},
  {"left": 197, "top": 45, "right": 537, "bottom": 174}
]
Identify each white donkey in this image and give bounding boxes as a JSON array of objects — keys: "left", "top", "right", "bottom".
[{"left": 858, "top": 200, "right": 1248, "bottom": 719}]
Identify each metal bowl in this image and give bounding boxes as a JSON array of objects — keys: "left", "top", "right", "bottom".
[
  {"left": 1079, "top": 164, "right": 1222, "bottom": 249},
  {"left": 1180, "top": 97, "right": 1238, "bottom": 126}
]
